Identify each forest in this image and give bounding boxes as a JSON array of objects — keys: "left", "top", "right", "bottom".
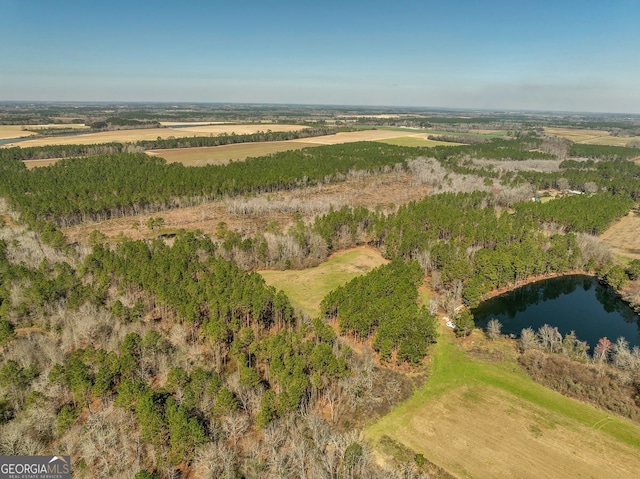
[{"left": 1, "top": 105, "right": 640, "bottom": 478}]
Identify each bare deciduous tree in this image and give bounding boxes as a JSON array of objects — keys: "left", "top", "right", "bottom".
[
  {"left": 486, "top": 318, "right": 502, "bottom": 341},
  {"left": 519, "top": 327, "right": 538, "bottom": 352}
]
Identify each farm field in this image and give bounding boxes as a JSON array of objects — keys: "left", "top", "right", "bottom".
[
  {"left": 366, "top": 330, "right": 640, "bottom": 479},
  {"left": 0, "top": 123, "right": 89, "bottom": 139},
  {"left": 147, "top": 140, "right": 318, "bottom": 165},
  {"left": 545, "top": 127, "right": 640, "bottom": 147},
  {"left": 260, "top": 247, "right": 388, "bottom": 317},
  {"left": 600, "top": 210, "right": 640, "bottom": 260},
  {"left": 1, "top": 123, "right": 306, "bottom": 147},
  {"left": 147, "top": 129, "right": 459, "bottom": 165},
  {"left": 289, "top": 129, "right": 437, "bottom": 145}
]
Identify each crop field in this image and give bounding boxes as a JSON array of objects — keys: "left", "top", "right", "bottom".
[
  {"left": 290, "top": 129, "right": 436, "bottom": 145},
  {"left": 2, "top": 123, "right": 306, "bottom": 147},
  {"left": 0, "top": 123, "right": 88, "bottom": 139},
  {"left": 366, "top": 330, "right": 640, "bottom": 479},
  {"left": 600, "top": 209, "right": 640, "bottom": 260},
  {"left": 144, "top": 130, "right": 460, "bottom": 165},
  {"left": 147, "top": 140, "right": 318, "bottom": 165},
  {"left": 259, "top": 247, "right": 388, "bottom": 317},
  {"left": 545, "top": 127, "right": 640, "bottom": 147}
]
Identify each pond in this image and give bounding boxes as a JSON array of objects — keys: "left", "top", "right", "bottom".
[{"left": 472, "top": 274, "right": 640, "bottom": 351}]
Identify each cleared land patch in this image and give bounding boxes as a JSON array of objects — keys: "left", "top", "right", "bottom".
[
  {"left": 600, "top": 209, "right": 640, "bottom": 260},
  {"left": 289, "top": 129, "right": 433, "bottom": 145},
  {"left": 259, "top": 247, "right": 388, "bottom": 317},
  {"left": 366, "top": 331, "right": 640, "bottom": 479},
  {"left": 2, "top": 123, "right": 306, "bottom": 147},
  {"left": 147, "top": 140, "right": 318, "bottom": 165},
  {"left": 62, "top": 172, "right": 431, "bottom": 245}
]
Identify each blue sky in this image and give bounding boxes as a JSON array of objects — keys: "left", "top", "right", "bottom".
[{"left": 1, "top": 0, "right": 639, "bottom": 113}]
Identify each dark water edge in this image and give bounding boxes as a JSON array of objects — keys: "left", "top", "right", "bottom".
[{"left": 472, "top": 274, "right": 640, "bottom": 351}]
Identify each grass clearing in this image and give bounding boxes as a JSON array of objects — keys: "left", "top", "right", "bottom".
[
  {"left": 259, "top": 247, "right": 388, "bottom": 317},
  {"left": 600, "top": 209, "right": 640, "bottom": 260},
  {"left": 366, "top": 330, "right": 640, "bottom": 478}
]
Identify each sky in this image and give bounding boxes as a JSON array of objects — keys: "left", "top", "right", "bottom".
[{"left": 1, "top": 0, "right": 639, "bottom": 113}]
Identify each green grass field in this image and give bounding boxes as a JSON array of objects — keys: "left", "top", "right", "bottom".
[
  {"left": 259, "top": 247, "right": 388, "bottom": 317},
  {"left": 366, "top": 330, "right": 640, "bottom": 478}
]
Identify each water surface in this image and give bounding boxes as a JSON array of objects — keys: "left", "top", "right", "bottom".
[{"left": 472, "top": 275, "right": 640, "bottom": 351}]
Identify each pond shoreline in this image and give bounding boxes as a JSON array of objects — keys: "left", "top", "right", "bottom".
[{"left": 472, "top": 273, "right": 640, "bottom": 351}]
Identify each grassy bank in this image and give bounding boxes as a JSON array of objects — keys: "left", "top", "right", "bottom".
[{"left": 366, "top": 329, "right": 640, "bottom": 478}]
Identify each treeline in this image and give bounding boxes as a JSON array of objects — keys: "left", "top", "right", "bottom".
[
  {"left": 570, "top": 143, "right": 639, "bottom": 160},
  {"left": 87, "top": 117, "right": 160, "bottom": 130},
  {"left": 0, "top": 143, "right": 420, "bottom": 225},
  {"left": 0, "top": 127, "right": 337, "bottom": 161},
  {"left": 513, "top": 194, "right": 635, "bottom": 235},
  {"left": 313, "top": 191, "right": 633, "bottom": 308},
  {"left": 322, "top": 260, "right": 438, "bottom": 364},
  {"left": 428, "top": 134, "right": 487, "bottom": 145},
  {"left": 522, "top": 158, "right": 640, "bottom": 199}
]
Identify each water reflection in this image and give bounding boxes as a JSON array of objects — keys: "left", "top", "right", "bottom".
[{"left": 472, "top": 275, "right": 640, "bottom": 350}]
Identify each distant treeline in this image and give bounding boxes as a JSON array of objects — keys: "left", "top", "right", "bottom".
[
  {"left": 428, "top": 134, "right": 487, "bottom": 145},
  {"left": 1, "top": 127, "right": 338, "bottom": 161}
]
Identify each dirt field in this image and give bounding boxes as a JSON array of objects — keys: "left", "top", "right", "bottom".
[
  {"left": 545, "top": 127, "right": 640, "bottom": 147},
  {"left": 62, "top": 172, "right": 430, "bottom": 245},
  {"left": 288, "top": 129, "right": 436, "bottom": 145},
  {"left": 147, "top": 140, "right": 318, "bottom": 165},
  {"left": 2, "top": 124, "right": 306, "bottom": 147},
  {"left": 367, "top": 330, "right": 640, "bottom": 479},
  {"left": 600, "top": 210, "right": 640, "bottom": 260},
  {"left": 259, "top": 247, "right": 388, "bottom": 316}
]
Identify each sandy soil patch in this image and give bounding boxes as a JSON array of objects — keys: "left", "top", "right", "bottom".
[{"left": 600, "top": 210, "right": 640, "bottom": 260}]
